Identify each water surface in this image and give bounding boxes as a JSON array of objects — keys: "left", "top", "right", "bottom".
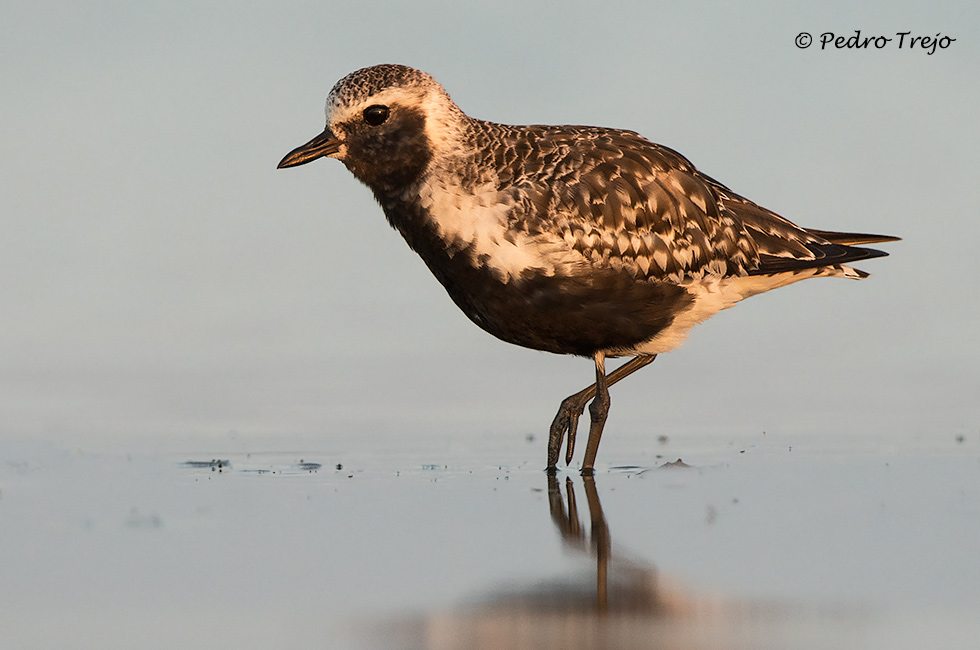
[{"left": 2, "top": 429, "right": 977, "bottom": 649}]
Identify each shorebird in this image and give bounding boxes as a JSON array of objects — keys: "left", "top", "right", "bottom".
[{"left": 278, "top": 64, "right": 896, "bottom": 474}]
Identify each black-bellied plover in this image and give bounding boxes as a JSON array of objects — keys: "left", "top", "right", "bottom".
[{"left": 278, "top": 64, "right": 897, "bottom": 474}]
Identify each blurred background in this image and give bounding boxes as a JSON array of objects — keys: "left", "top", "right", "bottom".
[{"left": 2, "top": 1, "right": 977, "bottom": 448}]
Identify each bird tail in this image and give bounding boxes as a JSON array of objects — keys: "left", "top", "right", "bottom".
[{"left": 805, "top": 229, "right": 901, "bottom": 247}]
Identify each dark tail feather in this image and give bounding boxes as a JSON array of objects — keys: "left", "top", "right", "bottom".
[
  {"left": 752, "top": 243, "right": 891, "bottom": 275},
  {"left": 805, "top": 229, "right": 901, "bottom": 247}
]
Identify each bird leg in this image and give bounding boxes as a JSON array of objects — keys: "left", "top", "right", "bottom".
[
  {"left": 547, "top": 354, "right": 658, "bottom": 473},
  {"left": 580, "top": 352, "right": 610, "bottom": 476},
  {"left": 547, "top": 386, "right": 592, "bottom": 471}
]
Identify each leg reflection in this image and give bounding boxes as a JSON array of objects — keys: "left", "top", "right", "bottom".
[{"left": 547, "top": 475, "right": 613, "bottom": 614}]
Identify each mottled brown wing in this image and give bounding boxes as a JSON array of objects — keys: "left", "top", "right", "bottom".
[
  {"left": 500, "top": 125, "right": 887, "bottom": 281},
  {"left": 704, "top": 176, "right": 896, "bottom": 275}
]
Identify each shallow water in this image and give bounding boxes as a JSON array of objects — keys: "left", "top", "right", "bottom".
[{"left": 2, "top": 429, "right": 978, "bottom": 649}]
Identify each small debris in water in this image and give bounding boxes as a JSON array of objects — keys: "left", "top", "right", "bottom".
[
  {"left": 183, "top": 459, "right": 231, "bottom": 472},
  {"left": 657, "top": 435, "right": 668, "bottom": 445},
  {"left": 705, "top": 505, "right": 718, "bottom": 524},
  {"left": 336, "top": 463, "right": 343, "bottom": 470},
  {"left": 658, "top": 459, "right": 691, "bottom": 470}
]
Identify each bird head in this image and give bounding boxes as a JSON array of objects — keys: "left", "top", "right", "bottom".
[{"left": 278, "top": 64, "right": 464, "bottom": 191}]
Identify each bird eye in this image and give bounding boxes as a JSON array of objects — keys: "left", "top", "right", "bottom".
[{"left": 363, "top": 104, "right": 390, "bottom": 126}]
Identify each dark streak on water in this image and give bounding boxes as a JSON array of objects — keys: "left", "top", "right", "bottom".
[{"left": 182, "top": 459, "right": 231, "bottom": 471}]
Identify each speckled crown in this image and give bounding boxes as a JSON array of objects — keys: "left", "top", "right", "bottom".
[{"left": 327, "top": 64, "right": 442, "bottom": 112}]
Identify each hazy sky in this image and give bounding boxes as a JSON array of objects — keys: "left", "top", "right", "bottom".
[{"left": 2, "top": 1, "right": 977, "bottom": 446}]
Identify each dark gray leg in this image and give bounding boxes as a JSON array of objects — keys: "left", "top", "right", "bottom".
[
  {"left": 580, "top": 352, "right": 609, "bottom": 476},
  {"left": 546, "top": 354, "right": 658, "bottom": 472},
  {"left": 547, "top": 385, "right": 592, "bottom": 471}
]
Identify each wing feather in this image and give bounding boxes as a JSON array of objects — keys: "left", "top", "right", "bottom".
[{"left": 486, "top": 123, "right": 893, "bottom": 281}]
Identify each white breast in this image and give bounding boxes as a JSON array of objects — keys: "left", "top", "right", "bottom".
[{"left": 415, "top": 173, "right": 579, "bottom": 282}]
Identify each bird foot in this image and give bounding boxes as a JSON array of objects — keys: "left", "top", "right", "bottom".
[{"left": 547, "top": 391, "right": 592, "bottom": 469}]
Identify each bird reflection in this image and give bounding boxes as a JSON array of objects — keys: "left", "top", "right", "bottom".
[
  {"left": 547, "top": 474, "right": 670, "bottom": 617},
  {"left": 372, "top": 475, "right": 697, "bottom": 650},
  {"left": 365, "top": 473, "right": 861, "bottom": 650},
  {"left": 548, "top": 475, "right": 612, "bottom": 612}
]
